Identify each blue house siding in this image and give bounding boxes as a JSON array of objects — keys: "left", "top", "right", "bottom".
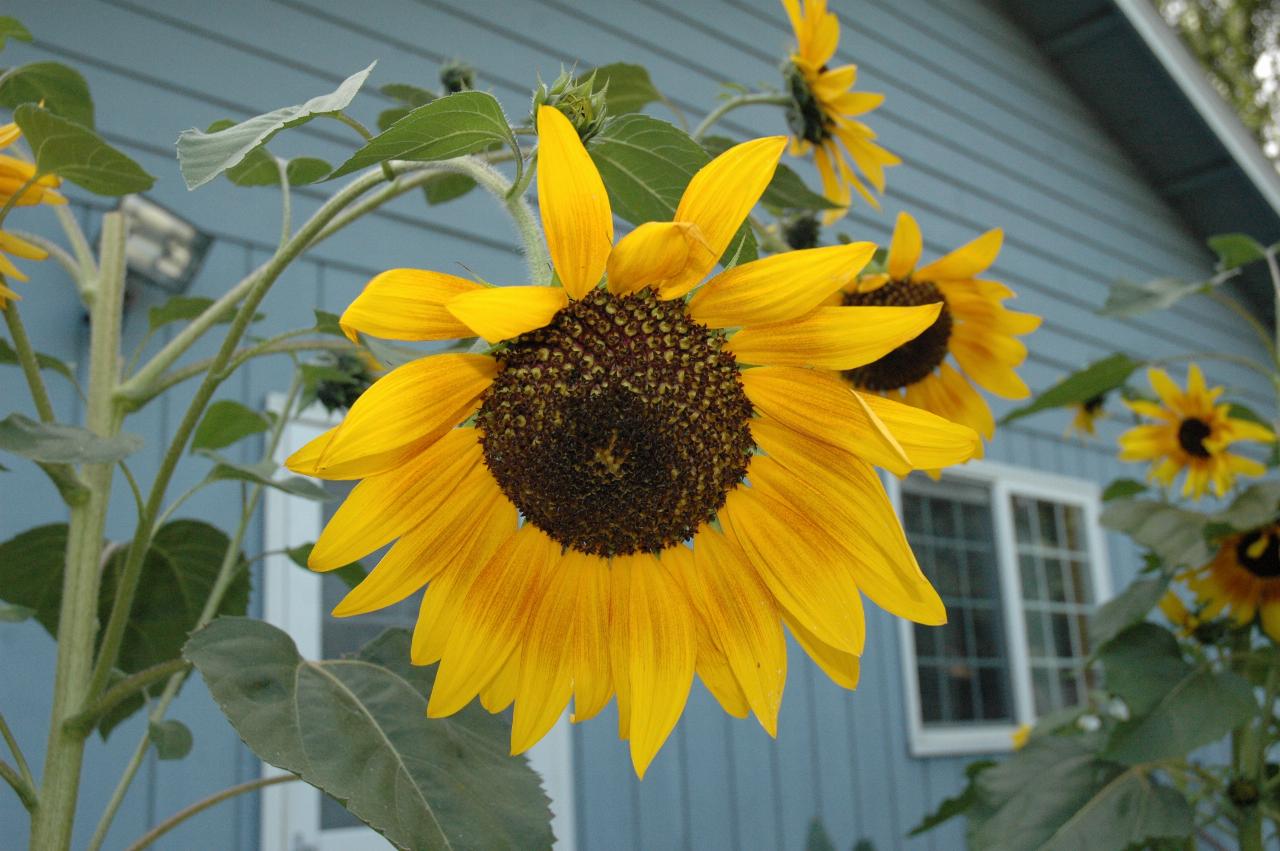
[{"left": 0, "top": 1, "right": 1270, "bottom": 849}]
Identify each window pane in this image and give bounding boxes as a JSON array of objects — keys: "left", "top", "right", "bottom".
[
  {"left": 902, "top": 475, "right": 1014, "bottom": 726},
  {"left": 1012, "top": 495, "right": 1098, "bottom": 715}
]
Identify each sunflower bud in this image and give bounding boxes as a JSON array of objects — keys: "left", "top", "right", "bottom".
[
  {"left": 783, "top": 213, "right": 821, "bottom": 250},
  {"left": 783, "top": 61, "right": 828, "bottom": 144},
  {"left": 440, "top": 61, "right": 475, "bottom": 94},
  {"left": 532, "top": 69, "right": 608, "bottom": 141},
  {"left": 312, "top": 351, "right": 377, "bottom": 413}
]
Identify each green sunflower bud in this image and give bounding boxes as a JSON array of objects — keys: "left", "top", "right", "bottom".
[
  {"left": 783, "top": 213, "right": 822, "bottom": 250},
  {"left": 532, "top": 68, "right": 609, "bottom": 141},
  {"left": 783, "top": 61, "right": 828, "bottom": 145},
  {"left": 313, "top": 351, "right": 376, "bottom": 413},
  {"left": 440, "top": 61, "right": 476, "bottom": 94}
]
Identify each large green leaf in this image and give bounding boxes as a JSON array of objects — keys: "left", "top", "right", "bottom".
[
  {"left": 1099, "top": 499, "right": 1211, "bottom": 569},
  {"left": 0, "top": 17, "right": 33, "bottom": 51},
  {"left": 0, "top": 523, "right": 69, "bottom": 633},
  {"left": 589, "top": 114, "right": 756, "bottom": 266},
  {"left": 703, "top": 135, "right": 838, "bottom": 211},
  {"left": 1088, "top": 577, "right": 1168, "bottom": 649},
  {"left": 1002, "top": 354, "right": 1141, "bottom": 424},
  {"left": 0, "top": 413, "right": 142, "bottom": 464},
  {"left": 909, "top": 760, "right": 995, "bottom": 837},
  {"left": 971, "top": 738, "right": 1192, "bottom": 851},
  {"left": 178, "top": 63, "right": 374, "bottom": 190},
  {"left": 0, "top": 336, "right": 75, "bottom": 384},
  {"left": 587, "top": 62, "right": 662, "bottom": 115},
  {"left": 100, "top": 519, "right": 250, "bottom": 675},
  {"left": 14, "top": 104, "right": 153, "bottom": 195},
  {"left": 1215, "top": 480, "right": 1280, "bottom": 533},
  {"left": 202, "top": 119, "right": 332, "bottom": 187},
  {"left": 185, "top": 619, "right": 555, "bottom": 850},
  {"left": 191, "top": 400, "right": 269, "bottom": 452},
  {"left": 0, "top": 61, "right": 93, "bottom": 128},
  {"left": 329, "top": 91, "right": 520, "bottom": 180},
  {"left": 1097, "top": 623, "right": 1187, "bottom": 716}
]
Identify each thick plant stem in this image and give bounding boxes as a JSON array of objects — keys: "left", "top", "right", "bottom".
[{"left": 28, "top": 213, "right": 127, "bottom": 851}]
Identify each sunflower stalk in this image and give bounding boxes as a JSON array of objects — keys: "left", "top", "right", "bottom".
[{"left": 691, "top": 91, "right": 792, "bottom": 141}]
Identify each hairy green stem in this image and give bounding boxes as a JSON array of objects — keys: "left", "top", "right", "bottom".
[
  {"left": 4, "top": 301, "right": 58, "bottom": 423},
  {"left": 691, "top": 91, "right": 791, "bottom": 141},
  {"left": 432, "top": 156, "right": 549, "bottom": 285},
  {"left": 28, "top": 212, "right": 127, "bottom": 851},
  {"left": 63, "top": 658, "right": 191, "bottom": 736},
  {"left": 273, "top": 156, "right": 292, "bottom": 252},
  {"left": 5, "top": 230, "right": 81, "bottom": 282},
  {"left": 0, "top": 711, "right": 34, "bottom": 794},
  {"left": 52, "top": 206, "right": 97, "bottom": 298},
  {"left": 122, "top": 774, "right": 299, "bottom": 851}
]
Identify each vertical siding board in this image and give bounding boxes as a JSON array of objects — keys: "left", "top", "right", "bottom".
[{"left": 680, "top": 687, "right": 739, "bottom": 850}]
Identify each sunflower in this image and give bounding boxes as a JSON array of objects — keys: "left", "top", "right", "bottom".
[
  {"left": 287, "top": 106, "right": 981, "bottom": 777},
  {"left": 0, "top": 230, "right": 47, "bottom": 305},
  {"left": 782, "top": 0, "right": 899, "bottom": 221},
  {"left": 1181, "top": 524, "right": 1280, "bottom": 641},
  {"left": 0, "top": 121, "right": 65, "bottom": 209},
  {"left": 1118, "top": 364, "right": 1272, "bottom": 500},
  {"left": 1068, "top": 394, "right": 1107, "bottom": 437},
  {"left": 836, "top": 211, "right": 1040, "bottom": 446}
]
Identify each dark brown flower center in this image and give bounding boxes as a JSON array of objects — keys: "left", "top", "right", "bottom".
[
  {"left": 842, "top": 279, "right": 953, "bottom": 391},
  {"left": 477, "top": 289, "right": 755, "bottom": 557},
  {"left": 1177, "top": 417, "right": 1213, "bottom": 458},
  {"left": 1234, "top": 529, "right": 1280, "bottom": 579}
]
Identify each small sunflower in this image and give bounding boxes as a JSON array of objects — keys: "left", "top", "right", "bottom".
[
  {"left": 1068, "top": 394, "right": 1107, "bottom": 437},
  {"left": 1118, "top": 365, "right": 1272, "bottom": 500},
  {"left": 837, "top": 211, "right": 1040, "bottom": 445},
  {"left": 0, "top": 123, "right": 56, "bottom": 305},
  {"left": 1183, "top": 524, "right": 1280, "bottom": 641},
  {"left": 0, "top": 230, "right": 47, "bottom": 305},
  {"left": 782, "top": 0, "right": 899, "bottom": 220},
  {"left": 0, "top": 122, "right": 64, "bottom": 209},
  {"left": 288, "top": 107, "right": 981, "bottom": 776}
]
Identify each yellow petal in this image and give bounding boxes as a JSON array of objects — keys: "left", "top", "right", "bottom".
[
  {"left": 687, "top": 527, "right": 787, "bottom": 735},
  {"left": 428, "top": 525, "right": 561, "bottom": 718},
  {"left": 915, "top": 229, "right": 1003, "bottom": 281},
  {"left": 0, "top": 230, "right": 47, "bottom": 260},
  {"left": 332, "top": 465, "right": 512, "bottom": 615},
  {"left": 1146, "top": 368, "right": 1184, "bottom": 410},
  {"left": 569, "top": 551, "right": 613, "bottom": 723},
  {"left": 620, "top": 552, "right": 696, "bottom": 778},
  {"left": 726, "top": 303, "right": 941, "bottom": 370},
  {"left": 0, "top": 122, "right": 19, "bottom": 149},
  {"left": 299, "top": 354, "right": 496, "bottom": 479},
  {"left": 606, "top": 221, "right": 709, "bottom": 296},
  {"left": 512, "top": 549, "right": 577, "bottom": 754},
  {"left": 661, "top": 136, "right": 788, "bottom": 298},
  {"left": 609, "top": 554, "right": 635, "bottom": 741},
  {"left": 740, "top": 367, "right": 912, "bottom": 474},
  {"left": 860, "top": 393, "right": 982, "bottom": 471},
  {"left": 339, "top": 269, "right": 481, "bottom": 342},
  {"left": 537, "top": 105, "right": 613, "bottom": 299},
  {"left": 446, "top": 285, "right": 568, "bottom": 344},
  {"left": 785, "top": 613, "right": 860, "bottom": 690},
  {"left": 935, "top": 363, "right": 996, "bottom": 441},
  {"left": 308, "top": 429, "right": 482, "bottom": 570},
  {"left": 479, "top": 652, "right": 520, "bottom": 713},
  {"left": 749, "top": 421, "right": 947, "bottom": 625},
  {"left": 688, "top": 242, "right": 875, "bottom": 328},
  {"left": 720, "top": 484, "right": 866, "bottom": 654},
  {"left": 886, "top": 211, "right": 922, "bottom": 279},
  {"left": 950, "top": 335, "right": 1031, "bottom": 399}
]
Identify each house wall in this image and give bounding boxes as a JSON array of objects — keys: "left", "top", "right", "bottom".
[{"left": 0, "top": 0, "right": 1270, "bottom": 849}]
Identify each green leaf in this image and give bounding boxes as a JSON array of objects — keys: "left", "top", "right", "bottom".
[
  {"left": 1101, "top": 478, "right": 1147, "bottom": 501},
  {"left": 329, "top": 91, "right": 521, "bottom": 180},
  {"left": 804, "top": 818, "right": 836, "bottom": 851},
  {"left": 1214, "top": 480, "right": 1280, "bottom": 532},
  {"left": 909, "top": 760, "right": 994, "bottom": 837},
  {"left": 587, "top": 62, "right": 662, "bottom": 115},
  {"left": 0, "top": 601, "right": 33, "bottom": 622},
  {"left": 1103, "top": 665, "right": 1256, "bottom": 764},
  {"left": 423, "top": 171, "right": 476, "bottom": 205},
  {"left": 0, "top": 524, "right": 67, "bottom": 634},
  {"left": 191, "top": 400, "right": 269, "bottom": 452},
  {"left": 100, "top": 519, "right": 250, "bottom": 676},
  {"left": 200, "top": 453, "right": 333, "bottom": 501},
  {"left": 286, "top": 543, "right": 367, "bottom": 590},
  {"left": 0, "top": 17, "right": 33, "bottom": 51},
  {"left": 185, "top": 619, "right": 555, "bottom": 850},
  {"left": 148, "top": 719, "right": 194, "bottom": 760},
  {"left": 178, "top": 63, "right": 374, "bottom": 190},
  {"left": 0, "top": 413, "right": 142, "bottom": 464},
  {"left": 199, "top": 124, "right": 333, "bottom": 187},
  {"left": 1089, "top": 578, "right": 1168, "bottom": 649},
  {"left": 96, "top": 668, "right": 146, "bottom": 741},
  {"left": 589, "top": 115, "right": 756, "bottom": 268},
  {"left": 1002, "top": 354, "right": 1140, "bottom": 424},
  {"left": 703, "top": 135, "right": 837, "bottom": 211},
  {"left": 971, "top": 738, "right": 1192, "bottom": 851},
  {"left": 1097, "top": 623, "right": 1188, "bottom": 716},
  {"left": 0, "top": 61, "right": 93, "bottom": 128},
  {"left": 15, "top": 104, "right": 154, "bottom": 195},
  {"left": 1207, "top": 233, "right": 1267, "bottom": 270},
  {"left": 1100, "top": 499, "right": 1211, "bottom": 569},
  {"left": 1099, "top": 277, "right": 1208, "bottom": 319},
  {"left": 312, "top": 309, "right": 346, "bottom": 338},
  {"left": 0, "top": 335, "right": 75, "bottom": 384},
  {"left": 381, "top": 83, "right": 437, "bottom": 107}
]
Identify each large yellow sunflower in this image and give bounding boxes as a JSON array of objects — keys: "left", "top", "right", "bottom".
[
  {"left": 287, "top": 106, "right": 981, "bottom": 777},
  {"left": 1181, "top": 524, "right": 1280, "bottom": 641},
  {"left": 836, "top": 211, "right": 1040, "bottom": 445},
  {"left": 1118, "top": 364, "right": 1272, "bottom": 500},
  {"left": 782, "top": 0, "right": 899, "bottom": 221}
]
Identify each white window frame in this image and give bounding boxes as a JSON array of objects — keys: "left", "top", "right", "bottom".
[
  {"left": 884, "top": 460, "right": 1112, "bottom": 758},
  {"left": 259, "top": 395, "right": 576, "bottom": 851}
]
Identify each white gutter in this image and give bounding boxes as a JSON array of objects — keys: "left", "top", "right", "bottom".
[{"left": 1112, "top": 0, "right": 1280, "bottom": 217}]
